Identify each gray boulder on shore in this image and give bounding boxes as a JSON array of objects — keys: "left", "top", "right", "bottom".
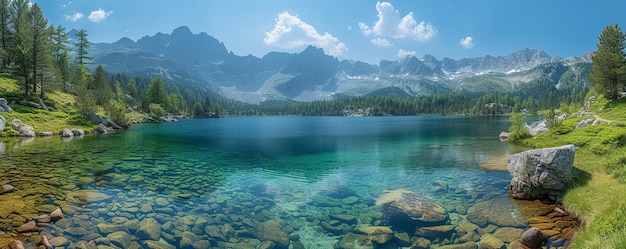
[
  {"left": 11, "top": 119, "right": 35, "bottom": 137},
  {"left": 0, "top": 98, "right": 11, "bottom": 113},
  {"left": 508, "top": 144, "right": 575, "bottom": 200},
  {"left": 0, "top": 114, "right": 5, "bottom": 131}
]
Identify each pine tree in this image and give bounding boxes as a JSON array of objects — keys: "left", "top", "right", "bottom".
[
  {"left": 0, "top": 0, "right": 11, "bottom": 68},
  {"left": 74, "top": 29, "right": 92, "bottom": 65},
  {"left": 50, "top": 25, "right": 71, "bottom": 91},
  {"left": 29, "top": 3, "right": 51, "bottom": 96},
  {"left": 10, "top": 0, "right": 32, "bottom": 96},
  {"left": 590, "top": 24, "right": 626, "bottom": 100}
]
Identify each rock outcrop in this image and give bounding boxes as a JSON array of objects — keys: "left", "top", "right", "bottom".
[
  {"left": 525, "top": 120, "right": 549, "bottom": 136},
  {"left": 11, "top": 119, "right": 35, "bottom": 137},
  {"left": 508, "top": 145, "right": 575, "bottom": 200},
  {"left": 0, "top": 98, "right": 11, "bottom": 113},
  {"left": 375, "top": 188, "right": 448, "bottom": 225},
  {"left": 575, "top": 119, "right": 595, "bottom": 129},
  {"left": 89, "top": 113, "right": 122, "bottom": 129}
]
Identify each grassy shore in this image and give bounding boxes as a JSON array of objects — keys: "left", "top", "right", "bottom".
[
  {"left": 0, "top": 76, "right": 99, "bottom": 137},
  {"left": 518, "top": 97, "right": 626, "bottom": 248}
]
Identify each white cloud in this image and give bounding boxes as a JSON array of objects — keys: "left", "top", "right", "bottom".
[
  {"left": 88, "top": 8, "right": 113, "bottom": 22},
  {"left": 64, "top": 12, "right": 83, "bottom": 22},
  {"left": 459, "top": 36, "right": 474, "bottom": 49},
  {"left": 371, "top": 37, "right": 391, "bottom": 46},
  {"left": 397, "top": 49, "right": 417, "bottom": 58},
  {"left": 359, "top": 1, "right": 436, "bottom": 42},
  {"left": 264, "top": 12, "right": 347, "bottom": 57}
]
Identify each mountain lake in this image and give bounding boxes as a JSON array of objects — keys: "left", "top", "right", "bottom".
[{"left": 0, "top": 116, "right": 553, "bottom": 248}]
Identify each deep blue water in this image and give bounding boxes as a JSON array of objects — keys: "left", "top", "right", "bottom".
[{"left": 0, "top": 116, "right": 522, "bottom": 248}]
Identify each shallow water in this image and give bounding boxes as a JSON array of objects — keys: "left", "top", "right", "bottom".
[{"left": 0, "top": 116, "right": 527, "bottom": 248}]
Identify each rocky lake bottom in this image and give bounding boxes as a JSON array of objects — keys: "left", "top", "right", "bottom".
[{"left": 0, "top": 117, "right": 578, "bottom": 249}]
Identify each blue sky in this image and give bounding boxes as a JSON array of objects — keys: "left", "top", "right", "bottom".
[{"left": 33, "top": 0, "right": 626, "bottom": 64}]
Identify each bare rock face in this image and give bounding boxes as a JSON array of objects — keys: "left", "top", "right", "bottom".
[
  {"left": 375, "top": 188, "right": 448, "bottom": 224},
  {"left": 508, "top": 145, "right": 575, "bottom": 200}
]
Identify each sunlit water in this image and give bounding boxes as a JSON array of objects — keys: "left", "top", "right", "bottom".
[{"left": 0, "top": 116, "right": 526, "bottom": 248}]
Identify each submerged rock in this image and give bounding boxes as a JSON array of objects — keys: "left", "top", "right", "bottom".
[
  {"left": 16, "top": 221, "right": 37, "bottom": 232},
  {"left": 50, "top": 208, "right": 64, "bottom": 221},
  {"left": 467, "top": 196, "right": 526, "bottom": 228},
  {"left": 0, "top": 184, "right": 14, "bottom": 194},
  {"left": 508, "top": 145, "right": 575, "bottom": 200},
  {"left": 254, "top": 220, "right": 290, "bottom": 247},
  {"left": 358, "top": 226, "right": 393, "bottom": 244},
  {"left": 375, "top": 188, "right": 448, "bottom": 224},
  {"left": 8, "top": 240, "right": 24, "bottom": 249},
  {"left": 66, "top": 190, "right": 112, "bottom": 203},
  {"left": 136, "top": 218, "right": 161, "bottom": 241}
]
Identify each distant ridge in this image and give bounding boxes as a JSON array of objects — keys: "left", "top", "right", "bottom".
[{"left": 87, "top": 26, "right": 592, "bottom": 104}]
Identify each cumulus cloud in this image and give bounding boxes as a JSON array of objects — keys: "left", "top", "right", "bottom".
[
  {"left": 371, "top": 37, "right": 391, "bottom": 46},
  {"left": 264, "top": 12, "right": 347, "bottom": 57},
  {"left": 397, "top": 49, "right": 417, "bottom": 58},
  {"left": 88, "top": 8, "right": 113, "bottom": 22},
  {"left": 459, "top": 36, "right": 474, "bottom": 49},
  {"left": 64, "top": 12, "right": 83, "bottom": 22},
  {"left": 359, "top": 2, "right": 436, "bottom": 42}
]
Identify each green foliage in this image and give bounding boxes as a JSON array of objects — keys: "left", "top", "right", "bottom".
[
  {"left": 508, "top": 113, "right": 531, "bottom": 142},
  {"left": 590, "top": 24, "right": 626, "bottom": 101},
  {"left": 148, "top": 103, "right": 167, "bottom": 118},
  {"left": 104, "top": 99, "right": 127, "bottom": 125}
]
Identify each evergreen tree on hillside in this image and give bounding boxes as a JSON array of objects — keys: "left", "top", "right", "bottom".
[
  {"left": 50, "top": 25, "right": 71, "bottom": 91},
  {"left": 74, "top": 29, "right": 92, "bottom": 65},
  {"left": 30, "top": 3, "right": 52, "bottom": 96},
  {"left": 0, "top": 0, "right": 11, "bottom": 68},
  {"left": 590, "top": 24, "right": 626, "bottom": 100},
  {"left": 10, "top": 0, "right": 32, "bottom": 96}
]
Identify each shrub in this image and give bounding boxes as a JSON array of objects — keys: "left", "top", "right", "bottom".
[
  {"left": 148, "top": 103, "right": 167, "bottom": 119},
  {"left": 508, "top": 113, "right": 531, "bottom": 142}
]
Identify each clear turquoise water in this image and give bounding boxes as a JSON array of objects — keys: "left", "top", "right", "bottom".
[{"left": 0, "top": 116, "right": 522, "bottom": 248}]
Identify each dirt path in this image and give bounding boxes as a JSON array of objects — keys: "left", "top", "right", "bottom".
[{"left": 594, "top": 114, "right": 613, "bottom": 124}]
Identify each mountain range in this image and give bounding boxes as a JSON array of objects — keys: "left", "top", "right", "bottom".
[{"left": 87, "top": 26, "right": 593, "bottom": 104}]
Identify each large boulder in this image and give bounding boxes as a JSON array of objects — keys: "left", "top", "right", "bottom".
[
  {"left": 0, "top": 98, "right": 11, "bottom": 113},
  {"left": 16, "top": 122, "right": 34, "bottom": 136},
  {"left": 508, "top": 145, "right": 575, "bottom": 200},
  {"left": 0, "top": 114, "right": 5, "bottom": 131},
  {"left": 89, "top": 113, "right": 122, "bottom": 129},
  {"left": 518, "top": 227, "right": 545, "bottom": 249},
  {"left": 11, "top": 119, "right": 35, "bottom": 137},
  {"left": 375, "top": 188, "right": 448, "bottom": 224}
]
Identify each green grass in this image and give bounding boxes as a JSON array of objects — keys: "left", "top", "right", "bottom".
[
  {"left": 518, "top": 97, "right": 626, "bottom": 248},
  {"left": 0, "top": 76, "right": 98, "bottom": 136}
]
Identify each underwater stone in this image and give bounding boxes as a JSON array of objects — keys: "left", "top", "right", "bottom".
[
  {"left": 107, "top": 231, "right": 131, "bottom": 248},
  {"left": 467, "top": 196, "right": 526, "bottom": 228},
  {"left": 359, "top": 226, "right": 393, "bottom": 244},
  {"left": 492, "top": 227, "right": 525, "bottom": 243},
  {"left": 8, "top": 240, "right": 24, "bottom": 249},
  {"left": 479, "top": 234, "right": 504, "bottom": 249},
  {"left": 16, "top": 221, "right": 37, "bottom": 232},
  {"left": 415, "top": 225, "right": 456, "bottom": 238},
  {"left": 375, "top": 188, "right": 448, "bottom": 224},
  {"left": 136, "top": 218, "right": 161, "bottom": 241},
  {"left": 338, "top": 233, "right": 373, "bottom": 249},
  {"left": 32, "top": 214, "right": 51, "bottom": 223},
  {"left": 0, "top": 184, "right": 14, "bottom": 194},
  {"left": 254, "top": 220, "right": 289, "bottom": 247}
]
